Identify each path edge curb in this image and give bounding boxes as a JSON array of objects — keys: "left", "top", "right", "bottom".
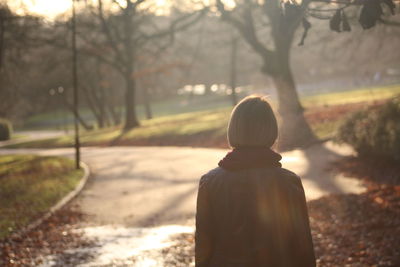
[{"left": 11, "top": 161, "right": 90, "bottom": 238}]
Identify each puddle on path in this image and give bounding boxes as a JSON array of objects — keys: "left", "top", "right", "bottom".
[{"left": 40, "top": 225, "right": 194, "bottom": 267}]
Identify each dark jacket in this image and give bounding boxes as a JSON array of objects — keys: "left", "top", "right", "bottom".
[{"left": 195, "top": 166, "right": 316, "bottom": 267}]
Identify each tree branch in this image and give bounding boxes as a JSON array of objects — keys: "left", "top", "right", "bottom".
[
  {"left": 132, "top": 0, "right": 147, "bottom": 9},
  {"left": 97, "top": 0, "right": 125, "bottom": 66},
  {"left": 139, "top": 8, "right": 208, "bottom": 42},
  {"left": 216, "top": 0, "right": 273, "bottom": 59}
]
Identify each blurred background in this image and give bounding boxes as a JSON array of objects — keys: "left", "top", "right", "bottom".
[
  {"left": 1, "top": 1, "right": 400, "bottom": 266},
  {"left": 0, "top": 0, "right": 399, "bottom": 150}
]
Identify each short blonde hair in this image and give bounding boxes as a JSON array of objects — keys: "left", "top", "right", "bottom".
[{"left": 228, "top": 95, "right": 278, "bottom": 148}]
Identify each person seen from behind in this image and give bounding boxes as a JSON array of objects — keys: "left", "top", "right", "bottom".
[{"left": 195, "top": 95, "right": 316, "bottom": 267}]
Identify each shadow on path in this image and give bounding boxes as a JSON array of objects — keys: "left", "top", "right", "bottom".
[{"left": 282, "top": 142, "right": 365, "bottom": 200}]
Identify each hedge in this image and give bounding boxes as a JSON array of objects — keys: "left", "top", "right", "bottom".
[{"left": 336, "top": 96, "right": 400, "bottom": 163}]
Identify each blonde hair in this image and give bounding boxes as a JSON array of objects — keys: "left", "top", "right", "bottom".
[{"left": 228, "top": 95, "right": 278, "bottom": 148}]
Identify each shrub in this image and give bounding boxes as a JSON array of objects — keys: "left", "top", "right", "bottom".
[
  {"left": 336, "top": 96, "right": 400, "bottom": 163},
  {"left": 0, "top": 118, "right": 12, "bottom": 141}
]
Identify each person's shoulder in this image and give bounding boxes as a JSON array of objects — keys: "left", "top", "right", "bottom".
[
  {"left": 275, "top": 167, "right": 304, "bottom": 190},
  {"left": 277, "top": 167, "right": 300, "bottom": 180},
  {"left": 199, "top": 167, "right": 226, "bottom": 185}
]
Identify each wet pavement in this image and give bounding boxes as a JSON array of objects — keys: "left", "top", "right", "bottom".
[{"left": 38, "top": 225, "right": 194, "bottom": 267}]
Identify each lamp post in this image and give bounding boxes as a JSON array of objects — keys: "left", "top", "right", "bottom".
[{"left": 72, "top": 0, "right": 80, "bottom": 170}]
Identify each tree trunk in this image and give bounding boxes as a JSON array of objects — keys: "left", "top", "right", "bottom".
[
  {"left": 204, "top": 82, "right": 212, "bottom": 95},
  {"left": 269, "top": 67, "right": 317, "bottom": 151},
  {"left": 82, "top": 86, "right": 103, "bottom": 128},
  {"left": 230, "top": 35, "right": 238, "bottom": 106},
  {"left": 143, "top": 89, "right": 152, "bottom": 120},
  {"left": 93, "top": 86, "right": 111, "bottom": 128},
  {"left": 124, "top": 74, "right": 140, "bottom": 130},
  {"left": 268, "top": 17, "right": 317, "bottom": 151},
  {"left": 64, "top": 101, "right": 93, "bottom": 131},
  {"left": 107, "top": 102, "right": 121, "bottom": 126},
  {"left": 103, "top": 87, "right": 121, "bottom": 126},
  {"left": 122, "top": 2, "right": 139, "bottom": 130},
  {"left": 97, "top": 89, "right": 107, "bottom": 128}
]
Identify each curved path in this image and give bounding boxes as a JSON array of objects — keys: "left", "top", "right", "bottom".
[{"left": 1, "top": 142, "right": 364, "bottom": 227}]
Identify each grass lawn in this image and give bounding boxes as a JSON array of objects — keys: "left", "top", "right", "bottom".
[
  {"left": 8, "top": 84, "right": 400, "bottom": 149},
  {"left": 300, "top": 84, "right": 400, "bottom": 107},
  {"left": 7, "top": 108, "right": 231, "bottom": 148},
  {"left": 9, "top": 134, "right": 26, "bottom": 140},
  {"left": 0, "top": 155, "right": 83, "bottom": 239},
  {"left": 20, "top": 93, "right": 237, "bottom": 131},
  {"left": 3, "top": 105, "right": 359, "bottom": 149}
]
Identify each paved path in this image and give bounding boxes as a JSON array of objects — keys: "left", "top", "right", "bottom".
[{"left": 1, "top": 142, "right": 364, "bottom": 227}]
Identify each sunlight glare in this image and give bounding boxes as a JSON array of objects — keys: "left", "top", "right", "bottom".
[
  {"left": 12, "top": 0, "right": 173, "bottom": 18},
  {"left": 17, "top": 0, "right": 71, "bottom": 18}
]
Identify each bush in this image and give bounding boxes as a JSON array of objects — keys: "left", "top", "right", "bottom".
[
  {"left": 336, "top": 96, "right": 400, "bottom": 163},
  {"left": 0, "top": 118, "right": 12, "bottom": 141}
]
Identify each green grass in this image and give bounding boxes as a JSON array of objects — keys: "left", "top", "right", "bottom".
[
  {"left": 20, "top": 94, "right": 237, "bottom": 131},
  {"left": 11, "top": 134, "right": 27, "bottom": 140},
  {"left": 0, "top": 155, "right": 83, "bottom": 239},
  {"left": 5, "top": 106, "right": 341, "bottom": 148},
  {"left": 311, "top": 120, "right": 343, "bottom": 140},
  {"left": 8, "top": 84, "right": 400, "bottom": 149},
  {"left": 8, "top": 107, "right": 231, "bottom": 148},
  {"left": 301, "top": 84, "right": 400, "bottom": 107}
]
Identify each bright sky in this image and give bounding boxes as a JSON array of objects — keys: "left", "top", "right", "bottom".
[
  {"left": 9, "top": 0, "right": 236, "bottom": 19},
  {"left": 9, "top": 0, "right": 174, "bottom": 19},
  {"left": 10, "top": 0, "right": 72, "bottom": 19}
]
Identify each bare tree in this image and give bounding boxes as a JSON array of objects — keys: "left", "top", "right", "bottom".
[
  {"left": 79, "top": 0, "right": 207, "bottom": 130},
  {"left": 215, "top": 0, "right": 398, "bottom": 150},
  {"left": 0, "top": 4, "right": 42, "bottom": 119},
  {"left": 229, "top": 32, "right": 239, "bottom": 106}
]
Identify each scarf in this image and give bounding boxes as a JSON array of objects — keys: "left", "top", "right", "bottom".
[{"left": 218, "top": 147, "right": 282, "bottom": 171}]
